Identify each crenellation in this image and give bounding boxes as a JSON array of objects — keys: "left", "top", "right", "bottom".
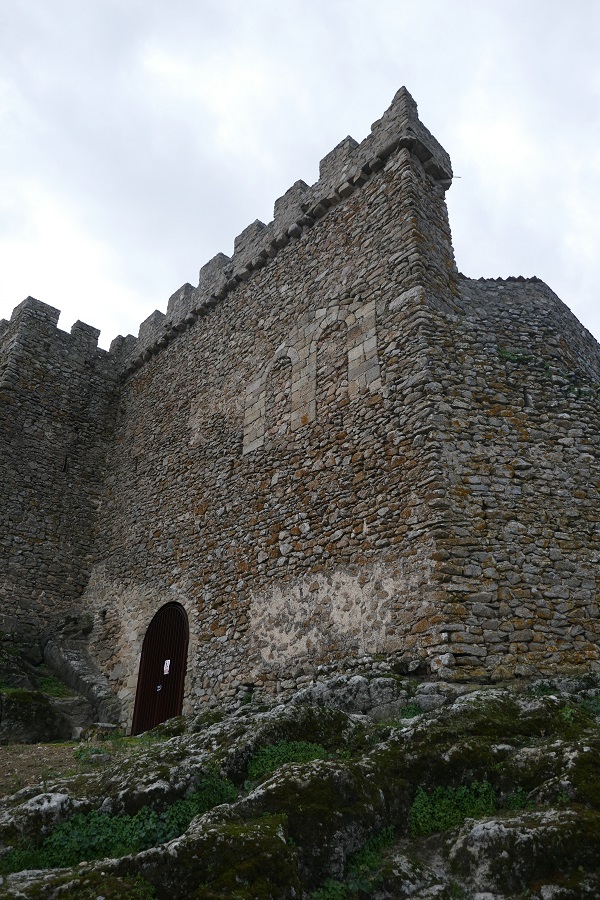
[
  {"left": 165, "top": 282, "right": 195, "bottom": 324},
  {"left": 369, "top": 86, "right": 452, "bottom": 185},
  {"left": 198, "top": 252, "right": 232, "bottom": 298},
  {"left": 0, "top": 297, "right": 112, "bottom": 396},
  {"left": 109, "top": 332, "right": 137, "bottom": 358},
  {"left": 273, "top": 179, "right": 311, "bottom": 229},
  {"left": 318, "top": 135, "right": 360, "bottom": 187},
  {"left": 137, "top": 308, "right": 166, "bottom": 347},
  {"left": 0, "top": 89, "right": 459, "bottom": 390},
  {"left": 11, "top": 295, "right": 61, "bottom": 327},
  {"left": 70, "top": 320, "right": 101, "bottom": 352},
  {"left": 232, "top": 218, "right": 270, "bottom": 272},
  {"left": 102, "top": 89, "right": 458, "bottom": 384}
]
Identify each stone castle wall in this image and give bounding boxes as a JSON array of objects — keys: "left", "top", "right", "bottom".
[
  {"left": 0, "top": 298, "right": 119, "bottom": 647},
  {"left": 426, "top": 276, "right": 600, "bottom": 679},
  {"left": 1, "top": 88, "right": 598, "bottom": 724},
  {"left": 82, "top": 88, "right": 460, "bottom": 719}
]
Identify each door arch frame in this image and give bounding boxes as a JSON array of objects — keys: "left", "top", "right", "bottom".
[{"left": 131, "top": 601, "right": 189, "bottom": 735}]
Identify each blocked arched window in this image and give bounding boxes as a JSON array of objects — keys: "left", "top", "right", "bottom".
[
  {"left": 131, "top": 602, "right": 189, "bottom": 735},
  {"left": 316, "top": 320, "right": 349, "bottom": 425},
  {"left": 265, "top": 355, "right": 293, "bottom": 444}
]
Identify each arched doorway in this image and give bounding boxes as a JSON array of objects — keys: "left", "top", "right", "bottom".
[{"left": 131, "top": 602, "right": 189, "bottom": 735}]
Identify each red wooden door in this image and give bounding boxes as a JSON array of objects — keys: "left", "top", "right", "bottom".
[{"left": 131, "top": 602, "right": 189, "bottom": 735}]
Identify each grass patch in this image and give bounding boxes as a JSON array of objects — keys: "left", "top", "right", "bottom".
[
  {"left": 0, "top": 667, "right": 75, "bottom": 698},
  {"left": 247, "top": 740, "right": 328, "bottom": 780},
  {"left": 409, "top": 782, "right": 496, "bottom": 837},
  {"left": 0, "top": 774, "right": 237, "bottom": 874},
  {"left": 37, "top": 674, "right": 75, "bottom": 697},
  {"left": 498, "top": 348, "right": 534, "bottom": 365},
  {"left": 502, "top": 787, "right": 532, "bottom": 811},
  {"left": 528, "top": 681, "right": 558, "bottom": 697}
]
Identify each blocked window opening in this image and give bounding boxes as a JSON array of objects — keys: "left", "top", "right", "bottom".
[
  {"left": 316, "top": 320, "right": 349, "bottom": 425},
  {"left": 265, "top": 356, "right": 293, "bottom": 444}
]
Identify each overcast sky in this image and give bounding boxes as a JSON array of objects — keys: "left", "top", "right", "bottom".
[{"left": 1, "top": 0, "right": 599, "bottom": 349}]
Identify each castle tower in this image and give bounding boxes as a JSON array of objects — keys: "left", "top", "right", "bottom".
[{"left": 2, "top": 89, "right": 599, "bottom": 728}]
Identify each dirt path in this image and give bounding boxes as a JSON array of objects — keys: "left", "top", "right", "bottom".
[{"left": 0, "top": 743, "right": 83, "bottom": 797}]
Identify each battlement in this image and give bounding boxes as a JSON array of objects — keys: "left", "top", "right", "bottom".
[
  {"left": 95, "top": 86, "right": 453, "bottom": 377},
  {"left": 0, "top": 296, "right": 114, "bottom": 394},
  {"left": 457, "top": 275, "right": 600, "bottom": 387},
  {"left": 1, "top": 89, "right": 453, "bottom": 378}
]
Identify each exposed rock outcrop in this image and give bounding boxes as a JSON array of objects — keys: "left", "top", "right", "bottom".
[{"left": 1, "top": 675, "right": 600, "bottom": 898}]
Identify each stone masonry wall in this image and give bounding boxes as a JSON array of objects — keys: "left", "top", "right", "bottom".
[
  {"left": 430, "top": 276, "right": 600, "bottom": 679},
  {"left": 0, "top": 298, "right": 119, "bottom": 646},
  {"left": 82, "top": 90, "right": 461, "bottom": 722}
]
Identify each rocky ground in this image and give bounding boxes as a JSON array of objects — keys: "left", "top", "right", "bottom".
[{"left": 1, "top": 673, "right": 600, "bottom": 899}]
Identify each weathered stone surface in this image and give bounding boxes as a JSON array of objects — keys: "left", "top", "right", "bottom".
[
  {"left": 0, "top": 691, "right": 72, "bottom": 744},
  {"left": 1, "top": 677, "right": 600, "bottom": 898}
]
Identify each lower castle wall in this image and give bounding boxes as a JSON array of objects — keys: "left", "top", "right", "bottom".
[{"left": 430, "top": 278, "right": 600, "bottom": 679}]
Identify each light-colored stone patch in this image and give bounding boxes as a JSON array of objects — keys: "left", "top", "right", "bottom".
[
  {"left": 249, "top": 566, "right": 405, "bottom": 667},
  {"left": 242, "top": 297, "right": 381, "bottom": 454},
  {"left": 85, "top": 567, "right": 198, "bottom": 728},
  {"left": 188, "top": 382, "right": 244, "bottom": 447}
]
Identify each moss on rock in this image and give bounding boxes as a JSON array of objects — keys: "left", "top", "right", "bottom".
[{"left": 1, "top": 679, "right": 600, "bottom": 898}]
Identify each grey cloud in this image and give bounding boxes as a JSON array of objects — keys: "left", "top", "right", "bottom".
[{"left": 0, "top": 0, "right": 599, "bottom": 345}]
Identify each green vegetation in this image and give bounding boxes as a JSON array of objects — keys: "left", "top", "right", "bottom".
[
  {"left": 74, "top": 744, "right": 109, "bottom": 764},
  {"left": 0, "top": 664, "right": 73, "bottom": 698},
  {"left": 528, "top": 681, "right": 558, "bottom": 697},
  {"left": 561, "top": 705, "right": 577, "bottom": 724},
  {"left": 409, "top": 782, "right": 496, "bottom": 837},
  {"left": 399, "top": 701, "right": 422, "bottom": 718},
  {"left": 2, "top": 684, "right": 600, "bottom": 894},
  {"left": 311, "top": 827, "right": 395, "bottom": 899},
  {"left": 503, "top": 787, "right": 532, "bottom": 811},
  {"left": 247, "top": 740, "right": 328, "bottom": 780},
  {"left": 0, "top": 774, "right": 237, "bottom": 874},
  {"left": 580, "top": 695, "right": 600, "bottom": 717},
  {"left": 37, "top": 673, "right": 74, "bottom": 697},
  {"left": 312, "top": 881, "right": 349, "bottom": 900},
  {"left": 498, "top": 348, "right": 534, "bottom": 365},
  {"left": 20, "top": 872, "right": 157, "bottom": 899},
  {"left": 0, "top": 684, "right": 30, "bottom": 695}
]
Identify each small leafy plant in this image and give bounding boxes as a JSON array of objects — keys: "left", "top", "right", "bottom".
[
  {"left": 0, "top": 774, "right": 237, "bottom": 874},
  {"left": 399, "top": 702, "right": 422, "bottom": 719},
  {"left": 528, "top": 681, "right": 558, "bottom": 697},
  {"left": 579, "top": 695, "right": 600, "bottom": 717},
  {"left": 409, "top": 782, "right": 496, "bottom": 837},
  {"left": 37, "top": 674, "right": 74, "bottom": 697},
  {"left": 560, "top": 705, "right": 577, "bottom": 724},
  {"left": 247, "top": 740, "right": 328, "bottom": 780},
  {"left": 502, "top": 787, "right": 531, "bottom": 811}
]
